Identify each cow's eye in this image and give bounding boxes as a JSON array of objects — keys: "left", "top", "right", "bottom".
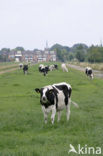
[{"left": 49, "top": 89, "right": 53, "bottom": 93}]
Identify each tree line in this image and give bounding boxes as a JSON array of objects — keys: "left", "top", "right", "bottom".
[
  {"left": 50, "top": 43, "right": 103, "bottom": 63},
  {"left": 0, "top": 44, "right": 103, "bottom": 63}
]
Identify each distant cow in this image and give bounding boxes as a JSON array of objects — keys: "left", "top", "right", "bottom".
[
  {"left": 35, "top": 82, "right": 78, "bottom": 124},
  {"left": 49, "top": 64, "right": 58, "bottom": 71},
  {"left": 54, "top": 64, "right": 58, "bottom": 70},
  {"left": 23, "top": 65, "right": 28, "bottom": 74},
  {"left": 49, "top": 65, "right": 55, "bottom": 71},
  {"left": 19, "top": 63, "right": 23, "bottom": 69},
  {"left": 39, "top": 64, "right": 49, "bottom": 76},
  {"left": 85, "top": 67, "right": 93, "bottom": 79},
  {"left": 61, "top": 63, "right": 68, "bottom": 72},
  {"left": 45, "top": 65, "right": 50, "bottom": 74}
]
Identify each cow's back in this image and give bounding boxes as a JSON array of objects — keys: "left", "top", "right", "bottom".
[{"left": 53, "top": 83, "right": 72, "bottom": 108}]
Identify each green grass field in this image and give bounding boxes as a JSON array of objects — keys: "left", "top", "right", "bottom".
[{"left": 0, "top": 63, "right": 103, "bottom": 156}]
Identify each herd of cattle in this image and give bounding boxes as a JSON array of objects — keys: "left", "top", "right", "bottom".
[
  {"left": 19, "top": 63, "right": 94, "bottom": 79},
  {"left": 19, "top": 62, "right": 94, "bottom": 124}
]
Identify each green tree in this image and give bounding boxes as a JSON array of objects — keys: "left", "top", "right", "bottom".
[
  {"left": 1, "top": 48, "right": 10, "bottom": 53},
  {"left": 76, "top": 51, "right": 85, "bottom": 62},
  {"left": 68, "top": 53, "right": 74, "bottom": 61},
  {"left": 15, "top": 47, "right": 25, "bottom": 51},
  {"left": 87, "top": 46, "right": 103, "bottom": 63}
]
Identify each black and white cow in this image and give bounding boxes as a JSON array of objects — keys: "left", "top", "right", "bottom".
[
  {"left": 23, "top": 65, "right": 28, "bottom": 74},
  {"left": 54, "top": 64, "right": 58, "bottom": 70},
  {"left": 39, "top": 64, "right": 49, "bottom": 76},
  {"left": 35, "top": 82, "right": 78, "bottom": 124},
  {"left": 49, "top": 65, "right": 55, "bottom": 71},
  {"left": 49, "top": 64, "right": 58, "bottom": 71},
  {"left": 19, "top": 63, "right": 23, "bottom": 69},
  {"left": 85, "top": 67, "right": 93, "bottom": 79}
]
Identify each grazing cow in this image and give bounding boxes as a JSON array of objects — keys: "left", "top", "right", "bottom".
[
  {"left": 61, "top": 63, "right": 68, "bottom": 72},
  {"left": 39, "top": 64, "right": 49, "bottom": 76},
  {"left": 19, "top": 63, "right": 23, "bottom": 69},
  {"left": 49, "top": 64, "right": 58, "bottom": 71},
  {"left": 39, "top": 64, "right": 45, "bottom": 72},
  {"left": 85, "top": 67, "right": 93, "bottom": 79},
  {"left": 49, "top": 64, "right": 55, "bottom": 71},
  {"left": 23, "top": 65, "right": 28, "bottom": 74},
  {"left": 45, "top": 65, "right": 50, "bottom": 74},
  {"left": 35, "top": 82, "right": 78, "bottom": 124},
  {"left": 54, "top": 64, "right": 58, "bottom": 70}
]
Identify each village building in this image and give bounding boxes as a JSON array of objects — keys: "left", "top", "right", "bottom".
[{"left": 8, "top": 48, "right": 56, "bottom": 63}]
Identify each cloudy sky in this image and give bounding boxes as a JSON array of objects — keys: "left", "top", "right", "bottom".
[{"left": 0, "top": 0, "right": 103, "bottom": 50}]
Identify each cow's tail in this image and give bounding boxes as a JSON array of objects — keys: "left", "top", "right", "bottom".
[{"left": 71, "top": 100, "right": 79, "bottom": 108}]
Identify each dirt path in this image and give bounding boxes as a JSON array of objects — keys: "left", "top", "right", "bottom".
[
  {"left": 68, "top": 64, "right": 103, "bottom": 78},
  {"left": 0, "top": 67, "right": 19, "bottom": 75},
  {"left": 0, "top": 64, "right": 18, "bottom": 70}
]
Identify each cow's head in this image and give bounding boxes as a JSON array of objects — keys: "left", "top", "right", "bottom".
[
  {"left": 35, "top": 86, "right": 58, "bottom": 103},
  {"left": 90, "top": 74, "right": 94, "bottom": 79}
]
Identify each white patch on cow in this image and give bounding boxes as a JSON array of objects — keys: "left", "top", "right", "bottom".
[
  {"left": 86, "top": 67, "right": 91, "bottom": 70},
  {"left": 46, "top": 85, "right": 53, "bottom": 90},
  {"left": 57, "top": 91, "right": 65, "bottom": 111},
  {"left": 39, "top": 64, "right": 45, "bottom": 70},
  {"left": 49, "top": 65, "right": 55, "bottom": 71},
  {"left": 42, "top": 88, "right": 48, "bottom": 102},
  {"left": 42, "top": 88, "right": 47, "bottom": 97}
]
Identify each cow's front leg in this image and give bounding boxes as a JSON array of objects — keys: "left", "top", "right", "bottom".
[
  {"left": 51, "top": 106, "right": 56, "bottom": 124},
  {"left": 66, "top": 103, "right": 71, "bottom": 121},
  {"left": 44, "top": 112, "right": 48, "bottom": 124},
  {"left": 42, "top": 106, "right": 48, "bottom": 124}
]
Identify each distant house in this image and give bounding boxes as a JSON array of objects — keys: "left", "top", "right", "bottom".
[
  {"left": 8, "top": 47, "right": 56, "bottom": 63},
  {"left": 15, "top": 51, "right": 22, "bottom": 62},
  {"left": 8, "top": 51, "right": 15, "bottom": 60},
  {"left": 34, "top": 50, "right": 56, "bottom": 62}
]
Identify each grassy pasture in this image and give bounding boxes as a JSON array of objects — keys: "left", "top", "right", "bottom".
[{"left": 0, "top": 63, "right": 103, "bottom": 156}]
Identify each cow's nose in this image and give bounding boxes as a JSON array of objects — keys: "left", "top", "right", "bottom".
[{"left": 43, "top": 97, "right": 46, "bottom": 101}]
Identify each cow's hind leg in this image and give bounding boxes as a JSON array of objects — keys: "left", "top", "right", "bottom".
[
  {"left": 57, "top": 111, "right": 61, "bottom": 122},
  {"left": 66, "top": 100, "right": 71, "bottom": 121},
  {"left": 51, "top": 106, "right": 56, "bottom": 124}
]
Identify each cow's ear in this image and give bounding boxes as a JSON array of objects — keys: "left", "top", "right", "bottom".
[{"left": 35, "top": 88, "right": 40, "bottom": 93}]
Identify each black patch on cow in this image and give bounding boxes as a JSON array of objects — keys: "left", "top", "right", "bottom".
[
  {"left": 55, "top": 85, "right": 72, "bottom": 105},
  {"left": 23, "top": 65, "right": 28, "bottom": 74},
  {"left": 85, "top": 68, "right": 92, "bottom": 76},
  {"left": 54, "top": 64, "right": 58, "bottom": 69},
  {"left": 52, "top": 87, "right": 59, "bottom": 109},
  {"left": 88, "top": 69, "right": 92, "bottom": 75},
  {"left": 85, "top": 69, "right": 88, "bottom": 74}
]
